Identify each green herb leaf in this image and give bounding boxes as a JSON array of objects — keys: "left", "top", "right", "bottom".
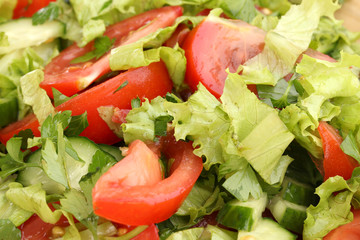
[
  {"left": 0, "top": 219, "right": 21, "bottom": 240},
  {"left": 64, "top": 112, "right": 89, "bottom": 137},
  {"left": 60, "top": 189, "right": 98, "bottom": 237},
  {"left": 154, "top": 115, "right": 173, "bottom": 136},
  {"left": 113, "top": 80, "right": 128, "bottom": 94},
  {"left": 41, "top": 111, "right": 72, "bottom": 140},
  {"left": 131, "top": 97, "right": 141, "bottom": 109},
  {"left": 32, "top": 2, "right": 60, "bottom": 25},
  {"left": 52, "top": 88, "right": 77, "bottom": 107},
  {"left": 88, "top": 150, "right": 116, "bottom": 173},
  {"left": 71, "top": 36, "right": 114, "bottom": 64}
]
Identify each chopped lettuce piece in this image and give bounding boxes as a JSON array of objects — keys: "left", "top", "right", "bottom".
[
  {"left": 0, "top": 219, "right": 21, "bottom": 240},
  {"left": 109, "top": 16, "right": 202, "bottom": 90},
  {"left": 303, "top": 170, "right": 360, "bottom": 239},
  {"left": 0, "top": 176, "right": 33, "bottom": 226},
  {"left": 220, "top": 73, "right": 294, "bottom": 184},
  {"left": 0, "top": 0, "right": 16, "bottom": 21},
  {"left": 311, "top": 16, "right": 360, "bottom": 59},
  {"left": 244, "top": 0, "right": 339, "bottom": 82},
  {"left": 20, "top": 69, "right": 55, "bottom": 125},
  {"left": 5, "top": 182, "right": 62, "bottom": 224},
  {"left": 170, "top": 173, "right": 226, "bottom": 228}
]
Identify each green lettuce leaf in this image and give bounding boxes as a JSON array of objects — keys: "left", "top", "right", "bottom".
[
  {"left": 0, "top": 219, "right": 21, "bottom": 240},
  {"left": 165, "top": 84, "right": 229, "bottom": 169},
  {"left": 170, "top": 173, "right": 226, "bottom": 229},
  {"left": 220, "top": 72, "right": 294, "bottom": 184},
  {"left": 122, "top": 96, "right": 172, "bottom": 144},
  {"left": 20, "top": 69, "right": 55, "bottom": 125},
  {"left": 0, "top": 0, "right": 16, "bottom": 21},
  {"left": 5, "top": 182, "right": 62, "bottom": 224},
  {"left": 244, "top": 0, "right": 339, "bottom": 82},
  {"left": 303, "top": 170, "right": 360, "bottom": 240},
  {"left": 109, "top": 16, "right": 202, "bottom": 90},
  {"left": 279, "top": 104, "right": 323, "bottom": 159},
  {"left": 311, "top": 16, "right": 360, "bottom": 59},
  {"left": 0, "top": 176, "right": 33, "bottom": 226}
]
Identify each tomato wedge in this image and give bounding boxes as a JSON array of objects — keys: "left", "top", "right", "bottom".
[
  {"left": 40, "top": 6, "right": 182, "bottom": 98},
  {"left": 324, "top": 209, "right": 360, "bottom": 240},
  {"left": 92, "top": 135, "right": 203, "bottom": 225},
  {"left": 0, "top": 61, "right": 173, "bottom": 145},
  {"left": 318, "top": 121, "right": 359, "bottom": 180},
  {"left": 183, "top": 16, "right": 336, "bottom": 98},
  {"left": 13, "top": 0, "right": 56, "bottom": 19},
  {"left": 183, "top": 16, "right": 265, "bottom": 98}
]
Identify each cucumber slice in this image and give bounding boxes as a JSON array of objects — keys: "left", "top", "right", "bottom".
[
  {"left": 98, "top": 144, "right": 123, "bottom": 162},
  {"left": 217, "top": 194, "right": 267, "bottom": 231},
  {"left": 237, "top": 218, "right": 296, "bottom": 240},
  {"left": 17, "top": 150, "right": 66, "bottom": 194},
  {"left": 268, "top": 196, "right": 307, "bottom": 233},
  {"left": 0, "top": 18, "right": 64, "bottom": 55},
  {"left": 280, "top": 177, "right": 315, "bottom": 206},
  {"left": 17, "top": 137, "right": 116, "bottom": 193}
]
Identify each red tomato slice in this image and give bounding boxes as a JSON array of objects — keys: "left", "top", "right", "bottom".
[
  {"left": 182, "top": 16, "right": 265, "bottom": 98},
  {"left": 13, "top": 0, "right": 56, "bottom": 19},
  {"left": 318, "top": 121, "right": 359, "bottom": 180},
  {"left": 0, "top": 61, "right": 173, "bottom": 145},
  {"left": 183, "top": 16, "right": 336, "bottom": 98},
  {"left": 324, "top": 209, "right": 360, "bottom": 240},
  {"left": 40, "top": 6, "right": 182, "bottom": 98},
  {"left": 92, "top": 135, "right": 203, "bottom": 225}
]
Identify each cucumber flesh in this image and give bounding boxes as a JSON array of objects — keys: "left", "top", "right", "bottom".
[
  {"left": 0, "top": 18, "right": 64, "bottom": 55},
  {"left": 217, "top": 194, "right": 267, "bottom": 231},
  {"left": 98, "top": 144, "right": 123, "bottom": 162},
  {"left": 237, "top": 218, "right": 296, "bottom": 240},
  {"left": 268, "top": 196, "right": 307, "bottom": 234},
  {"left": 280, "top": 177, "right": 315, "bottom": 206}
]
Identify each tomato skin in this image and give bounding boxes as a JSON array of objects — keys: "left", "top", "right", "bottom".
[
  {"left": 40, "top": 6, "right": 183, "bottom": 98},
  {"left": 0, "top": 61, "right": 173, "bottom": 145},
  {"left": 183, "top": 17, "right": 265, "bottom": 98},
  {"left": 13, "top": 0, "right": 56, "bottom": 19},
  {"left": 318, "top": 121, "right": 359, "bottom": 180},
  {"left": 324, "top": 209, "right": 360, "bottom": 240},
  {"left": 92, "top": 135, "right": 203, "bottom": 225}
]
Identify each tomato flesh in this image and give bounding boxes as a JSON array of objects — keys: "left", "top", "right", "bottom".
[
  {"left": 92, "top": 135, "right": 203, "bottom": 225},
  {"left": 40, "top": 6, "right": 183, "bottom": 98},
  {"left": 183, "top": 16, "right": 265, "bottom": 98},
  {"left": 0, "top": 61, "right": 173, "bottom": 145},
  {"left": 318, "top": 121, "right": 359, "bottom": 180}
]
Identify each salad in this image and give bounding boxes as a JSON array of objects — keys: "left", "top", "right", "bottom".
[{"left": 1, "top": 0, "right": 360, "bottom": 239}]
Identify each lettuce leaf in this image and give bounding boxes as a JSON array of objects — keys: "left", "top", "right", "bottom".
[
  {"left": 303, "top": 168, "right": 360, "bottom": 239},
  {"left": 311, "top": 16, "right": 360, "bottom": 59},
  {"left": 20, "top": 69, "right": 55, "bottom": 125},
  {"left": 0, "top": 0, "right": 16, "bottom": 22},
  {"left": 0, "top": 176, "right": 33, "bottom": 226},
  {"left": 244, "top": 0, "right": 339, "bottom": 82},
  {"left": 170, "top": 173, "right": 226, "bottom": 228},
  {"left": 109, "top": 16, "right": 202, "bottom": 90},
  {"left": 5, "top": 182, "right": 62, "bottom": 224}
]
